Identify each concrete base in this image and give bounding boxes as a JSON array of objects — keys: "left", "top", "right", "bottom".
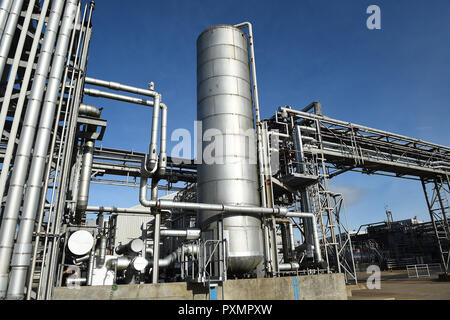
[{"left": 53, "top": 273, "right": 347, "bottom": 300}]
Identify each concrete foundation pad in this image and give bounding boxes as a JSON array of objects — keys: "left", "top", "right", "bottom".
[{"left": 53, "top": 273, "right": 347, "bottom": 300}]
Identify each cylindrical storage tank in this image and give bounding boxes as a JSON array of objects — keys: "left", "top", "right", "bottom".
[{"left": 196, "top": 25, "right": 263, "bottom": 274}]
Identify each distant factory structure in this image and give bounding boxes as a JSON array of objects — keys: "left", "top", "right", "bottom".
[{"left": 349, "top": 210, "right": 449, "bottom": 271}]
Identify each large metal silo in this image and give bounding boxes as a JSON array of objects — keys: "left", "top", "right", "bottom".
[{"left": 196, "top": 25, "right": 263, "bottom": 274}]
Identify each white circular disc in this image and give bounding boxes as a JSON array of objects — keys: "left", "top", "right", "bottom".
[
  {"left": 130, "top": 238, "right": 144, "bottom": 253},
  {"left": 68, "top": 230, "right": 94, "bottom": 256},
  {"left": 132, "top": 257, "right": 148, "bottom": 272}
]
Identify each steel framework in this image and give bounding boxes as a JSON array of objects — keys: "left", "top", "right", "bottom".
[{"left": 268, "top": 106, "right": 450, "bottom": 278}]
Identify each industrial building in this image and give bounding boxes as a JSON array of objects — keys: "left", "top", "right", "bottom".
[
  {"left": 350, "top": 210, "right": 450, "bottom": 272},
  {"left": 0, "top": 0, "right": 448, "bottom": 300}
]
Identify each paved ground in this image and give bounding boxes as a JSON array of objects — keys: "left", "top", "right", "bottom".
[{"left": 349, "top": 271, "right": 450, "bottom": 300}]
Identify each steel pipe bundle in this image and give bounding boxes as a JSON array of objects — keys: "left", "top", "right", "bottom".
[
  {"left": 0, "top": 0, "right": 68, "bottom": 299},
  {"left": 6, "top": 0, "right": 79, "bottom": 300}
]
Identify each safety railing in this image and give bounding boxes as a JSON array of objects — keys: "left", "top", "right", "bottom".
[{"left": 406, "top": 263, "right": 442, "bottom": 278}]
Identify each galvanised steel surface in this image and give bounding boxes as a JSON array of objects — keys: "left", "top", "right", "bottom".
[{"left": 196, "top": 25, "right": 263, "bottom": 274}]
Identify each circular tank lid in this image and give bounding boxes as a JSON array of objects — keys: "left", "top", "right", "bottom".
[
  {"left": 68, "top": 230, "right": 94, "bottom": 256},
  {"left": 129, "top": 238, "right": 144, "bottom": 253},
  {"left": 131, "top": 257, "right": 148, "bottom": 272}
]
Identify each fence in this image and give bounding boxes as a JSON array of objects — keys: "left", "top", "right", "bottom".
[{"left": 406, "top": 263, "right": 442, "bottom": 278}]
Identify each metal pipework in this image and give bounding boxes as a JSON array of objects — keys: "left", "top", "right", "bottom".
[
  {"left": 75, "top": 103, "right": 101, "bottom": 220},
  {"left": 83, "top": 77, "right": 165, "bottom": 173},
  {"left": 279, "top": 107, "right": 450, "bottom": 152},
  {"left": 157, "top": 102, "right": 168, "bottom": 176},
  {"left": 139, "top": 177, "right": 323, "bottom": 263},
  {"left": 0, "top": 0, "right": 13, "bottom": 39},
  {"left": 6, "top": 0, "right": 79, "bottom": 300},
  {"left": 147, "top": 94, "right": 161, "bottom": 172},
  {"left": 66, "top": 278, "right": 87, "bottom": 286},
  {"left": 278, "top": 262, "right": 300, "bottom": 271},
  {"left": 148, "top": 249, "right": 179, "bottom": 268},
  {"left": 96, "top": 236, "right": 107, "bottom": 267},
  {"left": 76, "top": 140, "right": 95, "bottom": 217},
  {"left": 288, "top": 222, "right": 295, "bottom": 253},
  {"left": 0, "top": 0, "right": 35, "bottom": 141},
  {"left": 25, "top": 0, "right": 82, "bottom": 301},
  {"left": 86, "top": 206, "right": 152, "bottom": 215},
  {"left": 159, "top": 229, "right": 201, "bottom": 240},
  {"left": 234, "top": 22, "right": 267, "bottom": 209},
  {"left": 115, "top": 238, "right": 145, "bottom": 255},
  {"left": 43, "top": 2, "right": 94, "bottom": 300},
  {"left": 86, "top": 250, "right": 95, "bottom": 286},
  {"left": 0, "top": 0, "right": 66, "bottom": 299},
  {"left": 83, "top": 88, "right": 155, "bottom": 107},
  {"left": 74, "top": 255, "right": 90, "bottom": 264},
  {"left": 149, "top": 179, "right": 160, "bottom": 284},
  {"left": 83, "top": 88, "right": 168, "bottom": 177},
  {"left": 0, "top": 0, "right": 23, "bottom": 79},
  {"left": 84, "top": 77, "right": 158, "bottom": 98},
  {"left": 0, "top": 0, "right": 50, "bottom": 212},
  {"left": 115, "top": 246, "right": 195, "bottom": 272},
  {"left": 79, "top": 103, "right": 102, "bottom": 117}
]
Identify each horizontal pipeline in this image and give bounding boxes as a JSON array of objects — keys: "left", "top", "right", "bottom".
[{"left": 139, "top": 178, "right": 323, "bottom": 262}]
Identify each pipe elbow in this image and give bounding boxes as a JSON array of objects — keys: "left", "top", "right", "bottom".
[
  {"left": 157, "top": 154, "right": 167, "bottom": 177},
  {"left": 139, "top": 178, "right": 156, "bottom": 208},
  {"left": 79, "top": 103, "right": 101, "bottom": 118}
]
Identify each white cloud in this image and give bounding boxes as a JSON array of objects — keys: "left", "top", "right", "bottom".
[{"left": 329, "top": 184, "right": 369, "bottom": 207}]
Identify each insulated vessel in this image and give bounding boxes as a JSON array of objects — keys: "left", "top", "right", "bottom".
[{"left": 196, "top": 25, "right": 263, "bottom": 274}]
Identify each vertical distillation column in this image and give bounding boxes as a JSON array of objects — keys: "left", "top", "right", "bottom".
[{"left": 197, "top": 25, "right": 264, "bottom": 274}]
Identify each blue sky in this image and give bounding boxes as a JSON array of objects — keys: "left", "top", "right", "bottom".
[{"left": 83, "top": 0, "right": 450, "bottom": 230}]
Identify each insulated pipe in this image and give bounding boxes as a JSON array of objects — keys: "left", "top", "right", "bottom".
[
  {"left": 148, "top": 249, "right": 179, "bottom": 268},
  {"left": 115, "top": 238, "right": 144, "bottom": 255},
  {"left": 0, "top": 0, "right": 13, "bottom": 39},
  {"left": 97, "top": 236, "right": 107, "bottom": 267},
  {"left": 86, "top": 251, "right": 95, "bottom": 286},
  {"left": 83, "top": 88, "right": 167, "bottom": 176},
  {"left": 0, "top": 0, "right": 66, "bottom": 299},
  {"left": 75, "top": 104, "right": 100, "bottom": 220},
  {"left": 139, "top": 177, "right": 323, "bottom": 263},
  {"left": 79, "top": 103, "right": 101, "bottom": 117},
  {"left": 280, "top": 107, "right": 450, "bottom": 152},
  {"left": 288, "top": 222, "right": 295, "bottom": 252},
  {"left": 43, "top": 2, "right": 94, "bottom": 300},
  {"left": 6, "top": 0, "right": 78, "bottom": 299},
  {"left": 116, "top": 248, "right": 184, "bottom": 271},
  {"left": 159, "top": 229, "right": 201, "bottom": 240},
  {"left": 0, "top": 0, "right": 35, "bottom": 141},
  {"left": 234, "top": 22, "right": 266, "bottom": 210},
  {"left": 26, "top": 3, "right": 83, "bottom": 300},
  {"left": 0, "top": 0, "right": 23, "bottom": 79},
  {"left": 278, "top": 262, "right": 300, "bottom": 271},
  {"left": 84, "top": 77, "right": 158, "bottom": 98},
  {"left": 147, "top": 94, "right": 161, "bottom": 171},
  {"left": 83, "top": 88, "right": 155, "bottom": 107},
  {"left": 86, "top": 206, "right": 152, "bottom": 215},
  {"left": 285, "top": 212, "right": 322, "bottom": 263},
  {"left": 157, "top": 103, "right": 167, "bottom": 176},
  {"left": 74, "top": 255, "right": 90, "bottom": 264},
  {"left": 0, "top": 0, "right": 50, "bottom": 211},
  {"left": 150, "top": 179, "right": 160, "bottom": 283},
  {"left": 76, "top": 140, "right": 95, "bottom": 218}
]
